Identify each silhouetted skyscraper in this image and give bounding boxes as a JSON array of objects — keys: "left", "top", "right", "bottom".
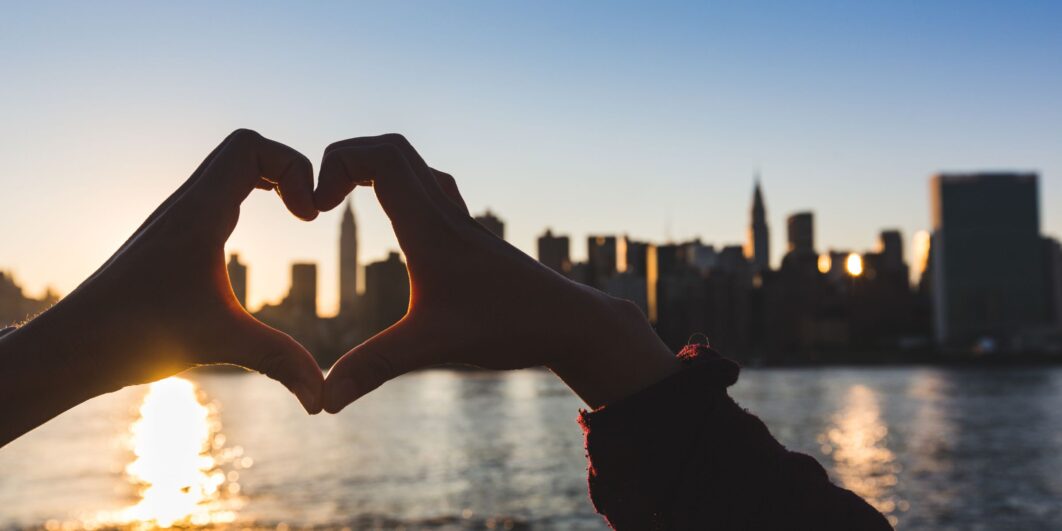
[
  {"left": 930, "top": 172, "right": 1047, "bottom": 348},
  {"left": 587, "top": 235, "right": 618, "bottom": 288},
  {"left": 625, "top": 239, "right": 652, "bottom": 276},
  {"left": 745, "top": 178, "right": 770, "bottom": 272},
  {"left": 686, "top": 241, "right": 717, "bottom": 274},
  {"left": 537, "top": 229, "right": 571, "bottom": 275},
  {"left": 878, "top": 230, "right": 904, "bottom": 270},
  {"left": 475, "top": 209, "right": 505, "bottom": 240},
  {"left": 286, "top": 263, "right": 318, "bottom": 318},
  {"left": 364, "top": 251, "right": 410, "bottom": 334},
  {"left": 339, "top": 198, "right": 359, "bottom": 319},
  {"left": 786, "top": 212, "right": 814, "bottom": 255},
  {"left": 227, "top": 253, "right": 248, "bottom": 309},
  {"left": 250, "top": 262, "right": 322, "bottom": 365}
]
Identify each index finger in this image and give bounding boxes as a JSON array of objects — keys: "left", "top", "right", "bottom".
[
  {"left": 316, "top": 142, "right": 442, "bottom": 239},
  {"left": 188, "top": 129, "right": 318, "bottom": 221}
]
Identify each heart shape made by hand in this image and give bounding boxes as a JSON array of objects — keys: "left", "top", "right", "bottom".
[{"left": 23, "top": 130, "right": 674, "bottom": 424}]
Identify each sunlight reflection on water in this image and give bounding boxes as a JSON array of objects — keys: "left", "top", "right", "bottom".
[
  {"left": 83, "top": 377, "right": 245, "bottom": 529},
  {"left": 818, "top": 384, "right": 904, "bottom": 527},
  {"left": 4, "top": 368, "right": 1062, "bottom": 530}
]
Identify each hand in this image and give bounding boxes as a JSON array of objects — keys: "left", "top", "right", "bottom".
[
  {"left": 0, "top": 130, "right": 324, "bottom": 441},
  {"left": 315, "top": 134, "right": 679, "bottom": 413}
]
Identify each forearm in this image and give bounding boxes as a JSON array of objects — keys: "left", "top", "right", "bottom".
[{"left": 0, "top": 305, "right": 110, "bottom": 447}]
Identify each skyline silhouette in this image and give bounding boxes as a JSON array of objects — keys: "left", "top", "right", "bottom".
[
  {"left": 3, "top": 166, "right": 1055, "bottom": 318},
  {"left": 8, "top": 169, "right": 1057, "bottom": 359}
]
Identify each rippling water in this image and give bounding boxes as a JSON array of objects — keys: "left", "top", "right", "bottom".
[{"left": 2, "top": 367, "right": 1061, "bottom": 530}]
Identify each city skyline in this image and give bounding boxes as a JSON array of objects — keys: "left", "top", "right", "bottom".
[
  {"left": 4, "top": 169, "right": 1058, "bottom": 358},
  {"left": 2, "top": 2, "right": 1060, "bottom": 314},
  {"left": 0, "top": 169, "right": 1051, "bottom": 318}
]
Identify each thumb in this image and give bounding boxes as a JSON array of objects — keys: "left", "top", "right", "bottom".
[
  {"left": 224, "top": 319, "right": 324, "bottom": 414},
  {"left": 323, "top": 320, "right": 433, "bottom": 413}
]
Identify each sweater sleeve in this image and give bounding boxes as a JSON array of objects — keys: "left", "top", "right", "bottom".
[{"left": 578, "top": 343, "right": 893, "bottom": 531}]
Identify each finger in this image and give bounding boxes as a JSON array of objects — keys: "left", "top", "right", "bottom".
[
  {"left": 322, "top": 134, "right": 465, "bottom": 219},
  {"left": 316, "top": 143, "right": 440, "bottom": 239},
  {"left": 431, "top": 169, "right": 470, "bottom": 216},
  {"left": 224, "top": 319, "right": 324, "bottom": 414},
  {"left": 313, "top": 143, "right": 371, "bottom": 212},
  {"left": 188, "top": 129, "right": 318, "bottom": 221},
  {"left": 323, "top": 321, "right": 435, "bottom": 413},
  {"left": 255, "top": 178, "right": 277, "bottom": 191},
  {"left": 262, "top": 141, "right": 317, "bottom": 221}
]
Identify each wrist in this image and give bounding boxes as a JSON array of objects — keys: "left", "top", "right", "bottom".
[{"left": 548, "top": 295, "right": 681, "bottom": 409}]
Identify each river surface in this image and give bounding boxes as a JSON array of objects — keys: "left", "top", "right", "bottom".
[{"left": 2, "top": 367, "right": 1061, "bottom": 530}]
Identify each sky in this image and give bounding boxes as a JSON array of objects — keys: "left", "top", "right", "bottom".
[{"left": 2, "top": 1, "right": 1060, "bottom": 316}]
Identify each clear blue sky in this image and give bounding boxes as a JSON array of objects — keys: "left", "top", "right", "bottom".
[{"left": 2, "top": 1, "right": 1060, "bottom": 314}]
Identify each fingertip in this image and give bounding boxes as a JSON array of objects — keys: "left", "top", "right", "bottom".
[
  {"left": 312, "top": 189, "right": 343, "bottom": 213},
  {"left": 276, "top": 155, "right": 319, "bottom": 222},
  {"left": 299, "top": 208, "right": 320, "bottom": 222},
  {"left": 295, "top": 382, "right": 323, "bottom": 415},
  {"left": 323, "top": 376, "right": 358, "bottom": 414},
  {"left": 313, "top": 151, "right": 352, "bottom": 213},
  {"left": 245, "top": 325, "right": 325, "bottom": 414}
]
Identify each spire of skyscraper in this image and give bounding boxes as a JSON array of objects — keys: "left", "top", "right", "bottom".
[
  {"left": 339, "top": 197, "right": 359, "bottom": 319},
  {"left": 745, "top": 175, "right": 770, "bottom": 272}
]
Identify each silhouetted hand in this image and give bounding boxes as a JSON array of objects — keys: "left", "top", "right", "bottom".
[
  {"left": 0, "top": 130, "right": 324, "bottom": 445},
  {"left": 315, "top": 134, "right": 680, "bottom": 413}
]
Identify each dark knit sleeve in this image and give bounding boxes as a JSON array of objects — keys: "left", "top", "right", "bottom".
[{"left": 578, "top": 343, "right": 893, "bottom": 530}]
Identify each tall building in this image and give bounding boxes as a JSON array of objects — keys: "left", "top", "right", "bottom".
[
  {"left": 587, "top": 235, "right": 618, "bottom": 288},
  {"left": 745, "top": 178, "right": 770, "bottom": 272},
  {"left": 625, "top": 239, "right": 652, "bottom": 276},
  {"left": 364, "top": 252, "right": 410, "bottom": 334},
  {"left": 537, "top": 229, "right": 571, "bottom": 275},
  {"left": 878, "top": 230, "right": 904, "bottom": 270},
  {"left": 251, "top": 262, "right": 322, "bottom": 365},
  {"left": 475, "top": 209, "right": 505, "bottom": 240},
  {"left": 338, "top": 198, "right": 359, "bottom": 319},
  {"left": 930, "top": 172, "right": 1048, "bottom": 348},
  {"left": 686, "top": 241, "right": 718, "bottom": 274},
  {"left": 286, "top": 263, "right": 318, "bottom": 318},
  {"left": 856, "top": 230, "right": 916, "bottom": 349},
  {"left": 786, "top": 212, "right": 814, "bottom": 255},
  {"left": 227, "top": 253, "right": 248, "bottom": 308}
]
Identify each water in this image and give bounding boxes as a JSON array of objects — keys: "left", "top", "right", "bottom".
[{"left": 2, "top": 367, "right": 1061, "bottom": 530}]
